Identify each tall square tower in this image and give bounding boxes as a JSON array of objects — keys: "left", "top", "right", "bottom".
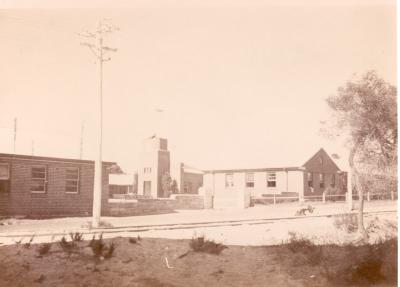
[{"left": 137, "top": 136, "right": 170, "bottom": 198}]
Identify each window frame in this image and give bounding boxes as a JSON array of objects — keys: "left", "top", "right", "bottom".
[
  {"left": 0, "top": 163, "right": 10, "bottom": 193},
  {"left": 319, "top": 173, "right": 325, "bottom": 189},
  {"left": 225, "top": 173, "right": 234, "bottom": 188},
  {"left": 267, "top": 172, "right": 277, "bottom": 188},
  {"left": 307, "top": 172, "right": 313, "bottom": 188},
  {"left": 30, "top": 165, "right": 47, "bottom": 194},
  {"left": 245, "top": 172, "right": 254, "bottom": 188},
  {"left": 330, "top": 174, "right": 335, "bottom": 188},
  {"left": 65, "top": 167, "right": 80, "bottom": 194}
]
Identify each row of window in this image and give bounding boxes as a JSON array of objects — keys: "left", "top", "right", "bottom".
[
  {"left": 225, "top": 172, "right": 336, "bottom": 189},
  {"left": 307, "top": 172, "right": 335, "bottom": 189},
  {"left": 143, "top": 167, "right": 152, "bottom": 173},
  {"left": 226, "top": 172, "right": 277, "bottom": 188},
  {"left": 0, "top": 163, "right": 80, "bottom": 194}
]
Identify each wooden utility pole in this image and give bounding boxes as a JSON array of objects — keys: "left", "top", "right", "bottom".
[{"left": 80, "top": 19, "right": 118, "bottom": 228}]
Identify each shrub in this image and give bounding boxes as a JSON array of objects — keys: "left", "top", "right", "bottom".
[
  {"left": 333, "top": 213, "right": 358, "bottom": 233},
  {"left": 23, "top": 235, "right": 35, "bottom": 249},
  {"left": 59, "top": 236, "right": 77, "bottom": 254},
  {"left": 37, "top": 243, "right": 51, "bottom": 256},
  {"left": 69, "top": 232, "right": 84, "bottom": 242},
  {"left": 89, "top": 233, "right": 116, "bottom": 259},
  {"left": 189, "top": 236, "right": 226, "bottom": 255},
  {"left": 129, "top": 236, "right": 141, "bottom": 244},
  {"left": 325, "top": 237, "right": 397, "bottom": 286},
  {"left": 104, "top": 242, "right": 115, "bottom": 259}
]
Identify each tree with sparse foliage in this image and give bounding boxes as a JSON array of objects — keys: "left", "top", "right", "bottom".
[
  {"left": 171, "top": 179, "right": 179, "bottom": 194},
  {"left": 325, "top": 71, "right": 397, "bottom": 239},
  {"left": 161, "top": 172, "right": 173, "bottom": 197}
]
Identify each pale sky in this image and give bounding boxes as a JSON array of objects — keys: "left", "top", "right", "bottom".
[{"left": 0, "top": 1, "right": 396, "bottom": 173}]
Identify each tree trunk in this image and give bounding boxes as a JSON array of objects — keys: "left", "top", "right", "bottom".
[{"left": 349, "top": 144, "right": 368, "bottom": 240}]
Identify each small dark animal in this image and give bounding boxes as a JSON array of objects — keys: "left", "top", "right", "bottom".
[{"left": 295, "top": 205, "right": 315, "bottom": 216}]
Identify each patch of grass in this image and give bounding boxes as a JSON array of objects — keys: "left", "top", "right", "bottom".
[
  {"left": 189, "top": 236, "right": 226, "bottom": 255},
  {"left": 37, "top": 243, "right": 51, "bottom": 256},
  {"left": 326, "top": 238, "right": 397, "bottom": 286},
  {"left": 281, "top": 232, "right": 398, "bottom": 286},
  {"left": 283, "top": 232, "right": 323, "bottom": 266}
]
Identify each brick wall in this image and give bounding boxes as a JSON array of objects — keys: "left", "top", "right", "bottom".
[{"left": 0, "top": 155, "right": 111, "bottom": 218}]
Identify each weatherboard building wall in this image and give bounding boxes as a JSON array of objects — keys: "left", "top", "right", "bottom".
[{"left": 203, "top": 149, "right": 347, "bottom": 208}]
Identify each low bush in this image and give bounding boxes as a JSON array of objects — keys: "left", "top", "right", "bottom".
[
  {"left": 89, "top": 233, "right": 116, "bottom": 259},
  {"left": 69, "top": 232, "right": 84, "bottom": 242},
  {"left": 189, "top": 236, "right": 226, "bottom": 255},
  {"left": 59, "top": 236, "right": 77, "bottom": 254},
  {"left": 23, "top": 235, "right": 35, "bottom": 249},
  {"left": 327, "top": 238, "right": 397, "bottom": 286},
  {"left": 281, "top": 232, "right": 397, "bottom": 286},
  {"left": 333, "top": 213, "right": 358, "bottom": 233},
  {"left": 129, "top": 236, "right": 141, "bottom": 244},
  {"left": 37, "top": 243, "right": 51, "bottom": 256}
]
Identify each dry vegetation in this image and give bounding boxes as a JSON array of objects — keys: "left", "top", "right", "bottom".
[{"left": 0, "top": 232, "right": 397, "bottom": 287}]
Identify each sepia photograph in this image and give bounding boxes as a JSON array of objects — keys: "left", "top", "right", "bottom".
[{"left": 0, "top": 0, "right": 397, "bottom": 286}]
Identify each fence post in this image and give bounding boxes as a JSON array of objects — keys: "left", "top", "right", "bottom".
[
  {"left": 367, "top": 191, "right": 370, "bottom": 202},
  {"left": 322, "top": 192, "right": 326, "bottom": 204},
  {"left": 391, "top": 190, "right": 394, "bottom": 201},
  {"left": 273, "top": 194, "right": 276, "bottom": 206}
]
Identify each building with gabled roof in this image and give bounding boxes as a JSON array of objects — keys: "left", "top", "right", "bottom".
[{"left": 203, "top": 148, "right": 347, "bottom": 209}]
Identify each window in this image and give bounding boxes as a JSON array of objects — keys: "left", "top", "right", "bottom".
[
  {"left": 319, "top": 173, "right": 325, "bottom": 189},
  {"left": 307, "top": 172, "right": 313, "bottom": 187},
  {"left": 319, "top": 156, "right": 323, "bottom": 165},
  {"left": 331, "top": 174, "right": 335, "bottom": 187},
  {"left": 225, "top": 173, "right": 234, "bottom": 188},
  {"left": 0, "top": 163, "right": 10, "bottom": 193},
  {"left": 245, "top": 173, "right": 254, "bottom": 188},
  {"left": 267, "top": 172, "right": 276, "bottom": 188},
  {"left": 65, "top": 167, "right": 79, "bottom": 193},
  {"left": 144, "top": 167, "right": 152, "bottom": 173},
  {"left": 31, "top": 166, "right": 47, "bottom": 193}
]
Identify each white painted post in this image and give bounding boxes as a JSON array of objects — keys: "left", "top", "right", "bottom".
[
  {"left": 391, "top": 190, "right": 394, "bottom": 201},
  {"left": 367, "top": 191, "right": 370, "bottom": 202},
  {"left": 322, "top": 192, "right": 326, "bottom": 204},
  {"left": 273, "top": 194, "right": 276, "bottom": 205},
  {"left": 346, "top": 174, "right": 353, "bottom": 211}
]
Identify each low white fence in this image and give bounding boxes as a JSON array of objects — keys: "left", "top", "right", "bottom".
[{"left": 252, "top": 191, "right": 397, "bottom": 205}]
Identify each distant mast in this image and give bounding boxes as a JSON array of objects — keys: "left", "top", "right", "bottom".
[
  {"left": 79, "top": 121, "right": 85, "bottom": 159},
  {"left": 13, "top": 118, "right": 17, "bottom": 153}
]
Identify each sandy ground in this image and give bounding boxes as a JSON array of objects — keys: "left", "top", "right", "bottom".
[
  {"left": 0, "top": 201, "right": 396, "bottom": 247},
  {"left": 0, "top": 200, "right": 396, "bottom": 233},
  {"left": 0, "top": 235, "right": 397, "bottom": 287}
]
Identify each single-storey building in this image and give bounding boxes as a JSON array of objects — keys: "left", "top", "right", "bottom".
[
  {"left": 203, "top": 148, "right": 347, "bottom": 209},
  {"left": 0, "top": 153, "right": 114, "bottom": 217},
  {"left": 109, "top": 173, "right": 137, "bottom": 198},
  {"left": 171, "top": 163, "right": 204, "bottom": 194}
]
